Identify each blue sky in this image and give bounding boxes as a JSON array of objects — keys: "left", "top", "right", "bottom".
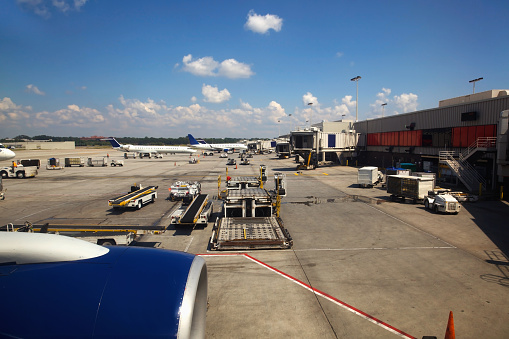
[{"left": 1, "top": 0, "right": 508, "bottom": 139}]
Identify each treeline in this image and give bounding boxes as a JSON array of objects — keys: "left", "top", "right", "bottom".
[{"left": 2, "top": 135, "right": 260, "bottom": 147}]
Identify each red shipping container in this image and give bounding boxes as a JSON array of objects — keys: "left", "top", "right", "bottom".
[
  {"left": 452, "top": 127, "right": 461, "bottom": 147},
  {"left": 467, "top": 126, "right": 477, "bottom": 146}
]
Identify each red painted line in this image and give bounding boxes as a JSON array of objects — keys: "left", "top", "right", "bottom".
[{"left": 199, "top": 253, "right": 416, "bottom": 339}]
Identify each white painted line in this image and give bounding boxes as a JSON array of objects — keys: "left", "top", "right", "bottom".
[{"left": 184, "top": 236, "right": 194, "bottom": 253}]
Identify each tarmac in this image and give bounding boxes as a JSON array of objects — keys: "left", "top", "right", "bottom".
[{"left": 1, "top": 148, "right": 509, "bottom": 338}]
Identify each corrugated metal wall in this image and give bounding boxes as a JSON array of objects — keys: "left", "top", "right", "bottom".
[{"left": 354, "top": 96, "right": 509, "bottom": 134}]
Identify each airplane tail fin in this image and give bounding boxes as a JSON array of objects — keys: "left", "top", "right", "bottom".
[
  {"left": 187, "top": 134, "right": 200, "bottom": 146},
  {"left": 103, "top": 137, "right": 122, "bottom": 148}
]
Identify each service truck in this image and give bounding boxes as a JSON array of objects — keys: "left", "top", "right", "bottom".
[
  {"left": 20, "top": 159, "right": 41, "bottom": 169},
  {"left": 0, "top": 165, "right": 38, "bottom": 179},
  {"left": 357, "top": 166, "right": 383, "bottom": 188},
  {"left": 108, "top": 184, "right": 158, "bottom": 209},
  {"left": 0, "top": 177, "right": 5, "bottom": 200},
  {"left": 424, "top": 191, "right": 461, "bottom": 214},
  {"left": 386, "top": 175, "right": 434, "bottom": 203},
  {"left": 168, "top": 181, "right": 201, "bottom": 202}
]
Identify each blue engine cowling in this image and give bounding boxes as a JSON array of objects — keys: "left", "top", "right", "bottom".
[{"left": 0, "top": 233, "right": 207, "bottom": 338}]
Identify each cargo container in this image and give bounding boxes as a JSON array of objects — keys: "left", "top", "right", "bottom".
[
  {"left": 87, "top": 157, "right": 107, "bottom": 167},
  {"left": 357, "top": 166, "right": 383, "bottom": 188},
  {"left": 65, "top": 157, "right": 85, "bottom": 167},
  {"left": 20, "top": 159, "right": 41, "bottom": 169},
  {"left": 386, "top": 175, "right": 435, "bottom": 203}
]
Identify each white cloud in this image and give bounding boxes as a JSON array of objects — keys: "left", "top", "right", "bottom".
[
  {"left": 17, "top": 0, "right": 88, "bottom": 17},
  {"left": 191, "top": 96, "right": 197, "bottom": 103},
  {"left": 393, "top": 93, "right": 418, "bottom": 114},
  {"left": 218, "top": 59, "right": 254, "bottom": 79},
  {"left": 25, "top": 84, "right": 45, "bottom": 95},
  {"left": 202, "top": 84, "right": 231, "bottom": 103},
  {"left": 336, "top": 52, "right": 344, "bottom": 58},
  {"left": 244, "top": 10, "right": 283, "bottom": 34},
  {"left": 302, "top": 92, "right": 318, "bottom": 106},
  {"left": 181, "top": 54, "right": 254, "bottom": 79}
]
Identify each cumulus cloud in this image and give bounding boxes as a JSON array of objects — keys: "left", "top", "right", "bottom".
[
  {"left": 17, "top": 0, "right": 88, "bottom": 18},
  {"left": 244, "top": 10, "right": 283, "bottom": 34},
  {"left": 181, "top": 54, "right": 254, "bottom": 79},
  {"left": 302, "top": 92, "right": 318, "bottom": 106},
  {"left": 25, "top": 84, "right": 45, "bottom": 95},
  {"left": 369, "top": 88, "right": 418, "bottom": 117},
  {"left": 202, "top": 84, "right": 231, "bottom": 103},
  {"left": 393, "top": 93, "right": 418, "bottom": 113}
]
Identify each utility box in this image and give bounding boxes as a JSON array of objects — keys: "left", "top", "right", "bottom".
[
  {"left": 358, "top": 166, "right": 383, "bottom": 187},
  {"left": 387, "top": 175, "right": 435, "bottom": 203},
  {"left": 65, "top": 157, "right": 85, "bottom": 167}
]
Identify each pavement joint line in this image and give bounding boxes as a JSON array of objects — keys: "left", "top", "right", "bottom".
[
  {"left": 363, "top": 203, "right": 457, "bottom": 249},
  {"left": 184, "top": 236, "right": 194, "bottom": 253},
  {"left": 199, "top": 253, "right": 416, "bottom": 339},
  {"left": 293, "top": 246, "right": 456, "bottom": 251}
]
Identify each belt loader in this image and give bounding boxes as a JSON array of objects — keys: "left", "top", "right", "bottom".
[{"left": 108, "top": 184, "right": 158, "bottom": 209}]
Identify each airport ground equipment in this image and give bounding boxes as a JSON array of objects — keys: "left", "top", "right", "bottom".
[
  {"left": 424, "top": 191, "right": 461, "bottom": 214},
  {"left": 240, "top": 158, "right": 250, "bottom": 165},
  {"left": 170, "top": 194, "right": 212, "bottom": 227},
  {"left": 110, "top": 159, "right": 124, "bottom": 166},
  {"left": 358, "top": 166, "right": 383, "bottom": 188},
  {"left": 108, "top": 184, "right": 158, "bottom": 209},
  {"left": 226, "top": 176, "right": 260, "bottom": 190},
  {"left": 0, "top": 232, "right": 208, "bottom": 339},
  {"left": 65, "top": 157, "right": 85, "bottom": 167},
  {"left": 0, "top": 164, "right": 38, "bottom": 179},
  {"left": 387, "top": 175, "right": 435, "bottom": 203},
  {"left": 211, "top": 187, "right": 292, "bottom": 250},
  {"left": 226, "top": 158, "right": 236, "bottom": 165},
  {"left": 20, "top": 159, "right": 41, "bottom": 169},
  {"left": 274, "top": 172, "right": 287, "bottom": 197},
  {"left": 276, "top": 142, "right": 291, "bottom": 159},
  {"left": 219, "top": 153, "right": 228, "bottom": 158},
  {"left": 169, "top": 181, "right": 201, "bottom": 202},
  {"left": 203, "top": 151, "right": 214, "bottom": 156},
  {"left": 46, "top": 157, "right": 63, "bottom": 170},
  {"left": 88, "top": 157, "right": 107, "bottom": 167}
]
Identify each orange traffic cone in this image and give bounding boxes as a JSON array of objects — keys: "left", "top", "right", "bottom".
[
  {"left": 444, "top": 311, "right": 455, "bottom": 339},
  {"left": 174, "top": 162, "right": 176, "bottom": 166},
  {"left": 235, "top": 164, "right": 238, "bottom": 169}
]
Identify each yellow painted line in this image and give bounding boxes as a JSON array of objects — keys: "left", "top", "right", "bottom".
[{"left": 323, "top": 173, "right": 328, "bottom": 175}]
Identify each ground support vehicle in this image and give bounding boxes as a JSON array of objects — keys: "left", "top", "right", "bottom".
[
  {"left": 203, "top": 151, "right": 214, "bottom": 156},
  {"left": 424, "top": 192, "right": 461, "bottom": 214},
  {"left": 240, "top": 158, "right": 250, "bottom": 165},
  {"left": 358, "top": 166, "right": 383, "bottom": 188},
  {"left": 0, "top": 165, "right": 38, "bottom": 179},
  {"left": 170, "top": 194, "right": 212, "bottom": 227},
  {"left": 110, "top": 159, "right": 124, "bottom": 166},
  {"left": 387, "top": 175, "right": 435, "bottom": 203},
  {"left": 88, "top": 157, "right": 107, "bottom": 167},
  {"left": 108, "top": 184, "right": 158, "bottom": 209},
  {"left": 46, "top": 158, "right": 64, "bottom": 170},
  {"left": 169, "top": 181, "right": 201, "bottom": 202},
  {"left": 219, "top": 153, "right": 228, "bottom": 158},
  {"left": 20, "top": 159, "right": 41, "bottom": 169},
  {"left": 226, "top": 158, "right": 236, "bottom": 165},
  {"left": 211, "top": 188, "right": 292, "bottom": 250},
  {"left": 65, "top": 157, "right": 85, "bottom": 167}
]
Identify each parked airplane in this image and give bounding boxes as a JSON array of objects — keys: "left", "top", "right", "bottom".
[
  {"left": 0, "top": 143, "right": 16, "bottom": 161},
  {"left": 103, "top": 137, "right": 196, "bottom": 155},
  {"left": 187, "top": 134, "right": 247, "bottom": 152}
]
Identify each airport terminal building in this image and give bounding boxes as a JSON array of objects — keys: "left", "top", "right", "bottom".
[
  {"left": 353, "top": 90, "right": 509, "bottom": 195},
  {"left": 288, "top": 90, "right": 509, "bottom": 197}
]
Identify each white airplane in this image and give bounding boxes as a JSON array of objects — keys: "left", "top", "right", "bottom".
[
  {"left": 103, "top": 138, "right": 196, "bottom": 155},
  {"left": 187, "top": 134, "right": 247, "bottom": 152},
  {"left": 0, "top": 144, "right": 16, "bottom": 161}
]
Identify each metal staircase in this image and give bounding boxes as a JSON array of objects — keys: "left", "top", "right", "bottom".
[{"left": 439, "top": 137, "right": 495, "bottom": 192}]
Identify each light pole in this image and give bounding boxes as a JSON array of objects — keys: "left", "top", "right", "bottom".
[
  {"left": 381, "top": 103, "right": 387, "bottom": 117},
  {"left": 308, "top": 102, "right": 313, "bottom": 127},
  {"left": 351, "top": 76, "right": 361, "bottom": 122},
  {"left": 469, "top": 77, "right": 483, "bottom": 94},
  {"left": 278, "top": 120, "right": 281, "bottom": 137}
]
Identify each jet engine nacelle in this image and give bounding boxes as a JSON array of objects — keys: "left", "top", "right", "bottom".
[{"left": 0, "top": 233, "right": 207, "bottom": 338}]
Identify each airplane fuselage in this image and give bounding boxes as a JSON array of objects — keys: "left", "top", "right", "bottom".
[{"left": 0, "top": 144, "right": 16, "bottom": 161}]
